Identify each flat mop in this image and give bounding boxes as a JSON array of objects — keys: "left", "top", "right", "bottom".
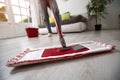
[
  {"left": 6, "top": 0, "right": 115, "bottom": 67},
  {"left": 44, "top": 0, "right": 89, "bottom": 52}
]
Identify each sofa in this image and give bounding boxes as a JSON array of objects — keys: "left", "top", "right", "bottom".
[{"left": 39, "top": 12, "right": 87, "bottom": 34}]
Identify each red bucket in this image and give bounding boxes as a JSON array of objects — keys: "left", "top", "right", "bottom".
[{"left": 26, "top": 28, "right": 39, "bottom": 38}]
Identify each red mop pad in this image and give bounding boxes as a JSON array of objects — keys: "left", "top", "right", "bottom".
[
  {"left": 42, "top": 44, "right": 89, "bottom": 57},
  {"left": 6, "top": 41, "right": 115, "bottom": 67}
]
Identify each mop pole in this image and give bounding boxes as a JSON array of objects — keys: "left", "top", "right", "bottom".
[{"left": 49, "top": 0, "right": 69, "bottom": 50}]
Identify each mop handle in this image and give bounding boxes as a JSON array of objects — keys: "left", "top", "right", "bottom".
[{"left": 49, "top": 0, "right": 63, "bottom": 38}]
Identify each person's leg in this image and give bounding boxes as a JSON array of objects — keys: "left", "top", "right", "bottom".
[
  {"left": 48, "top": 0, "right": 62, "bottom": 31},
  {"left": 49, "top": 0, "right": 66, "bottom": 49},
  {"left": 38, "top": 0, "right": 52, "bottom": 35}
]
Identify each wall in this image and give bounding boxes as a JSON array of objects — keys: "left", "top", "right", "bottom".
[
  {"left": 56, "top": 0, "right": 89, "bottom": 16},
  {"left": 88, "top": 0, "right": 120, "bottom": 30},
  {"left": 102, "top": 0, "right": 120, "bottom": 29},
  {"left": 47, "top": 0, "right": 89, "bottom": 17},
  {"left": 56, "top": 0, "right": 120, "bottom": 30}
]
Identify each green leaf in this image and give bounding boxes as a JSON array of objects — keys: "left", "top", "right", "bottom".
[{"left": 86, "top": 0, "right": 114, "bottom": 20}]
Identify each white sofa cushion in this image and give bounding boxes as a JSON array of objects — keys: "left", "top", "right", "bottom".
[{"left": 39, "top": 22, "right": 86, "bottom": 34}]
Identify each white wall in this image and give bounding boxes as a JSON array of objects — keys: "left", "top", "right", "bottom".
[
  {"left": 102, "top": 0, "right": 120, "bottom": 29},
  {"left": 88, "top": 0, "right": 120, "bottom": 30},
  {"left": 0, "top": 23, "right": 32, "bottom": 39},
  {"left": 30, "top": 0, "right": 39, "bottom": 27},
  {"left": 56, "top": 0, "right": 120, "bottom": 30},
  {"left": 56, "top": 0, "right": 89, "bottom": 16},
  {"left": 48, "top": 0, "right": 89, "bottom": 17}
]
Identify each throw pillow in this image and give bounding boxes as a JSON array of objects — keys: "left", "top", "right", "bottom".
[
  {"left": 49, "top": 17, "right": 55, "bottom": 24},
  {"left": 61, "top": 12, "right": 71, "bottom": 21}
]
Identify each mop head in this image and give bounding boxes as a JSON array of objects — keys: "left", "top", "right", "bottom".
[{"left": 6, "top": 41, "right": 115, "bottom": 67}]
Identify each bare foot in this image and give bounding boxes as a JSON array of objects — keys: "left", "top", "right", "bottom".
[{"left": 47, "top": 33, "right": 52, "bottom": 37}]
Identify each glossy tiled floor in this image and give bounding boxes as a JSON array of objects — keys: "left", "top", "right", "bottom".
[{"left": 0, "top": 30, "right": 120, "bottom": 80}]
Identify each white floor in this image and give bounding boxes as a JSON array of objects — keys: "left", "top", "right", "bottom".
[{"left": 0, "top": 30, "right": 120, "bottom": 80}]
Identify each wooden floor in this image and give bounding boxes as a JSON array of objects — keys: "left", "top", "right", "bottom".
[{"left": 0, "top": 30, "right": 120, "bottom": 80}]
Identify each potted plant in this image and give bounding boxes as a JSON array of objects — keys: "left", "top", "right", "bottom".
[{"left": 86, "top": 0, "right": 114, "bottom": 31}]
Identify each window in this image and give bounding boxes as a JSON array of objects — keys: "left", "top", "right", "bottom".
[
  {"left": 0, "top": 0, "right": 37, "bottom": 39},
  {"left": 10, "top": 0, "right": 32, "bottom": 23},
  {"left": 0, "top": 0, "right": 32, "bottom": 23},
  {"left": 0, "top": 0, "right": 8, "bottom": 22}
]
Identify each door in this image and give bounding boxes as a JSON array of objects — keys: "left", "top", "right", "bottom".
[{"left": 0, "top": 0, "right": 36, "bottom": 39}]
